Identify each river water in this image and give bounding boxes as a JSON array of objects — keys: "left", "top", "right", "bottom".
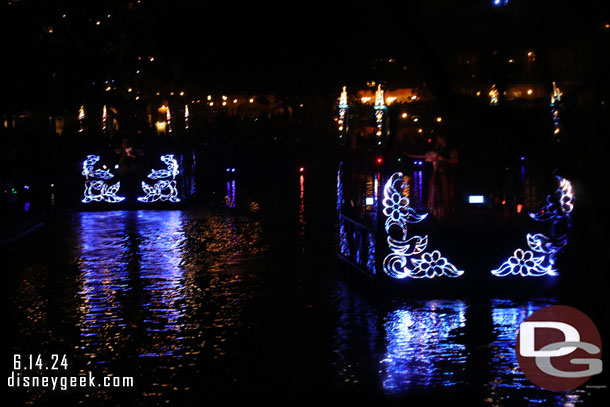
[{"left": 5, "top": 169, "right": 606, "bottom": 405}]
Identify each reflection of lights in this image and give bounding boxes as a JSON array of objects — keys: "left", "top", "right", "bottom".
[
  {"left": 380, "top": 301, "right": 468, "bottom": 395},
  {"left": 226, "top": 179, "right": 236, "bottom": 208},
  {"left": 484, "top": 299, "right": 579, "bottom": 405}
]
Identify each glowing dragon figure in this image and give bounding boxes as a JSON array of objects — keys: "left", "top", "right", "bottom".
[
  {"left": 491, "top": 176, "right": 573, "bottom": 277},
  {"left": 81, "top": 155, "right": 125, "bottom": 203},
  {"left": 138, "top": 154, "right": 181, "bottom": 203},
  {"left": 382, "top": 172, "right": 463, "bottom": 279}
]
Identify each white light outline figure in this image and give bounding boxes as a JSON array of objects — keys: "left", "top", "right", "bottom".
[
  {"left": 81, "top": 155, "right": 125, "bottom": 203},
  {"left": 382, "top": 172, "right": 463, "bottom": 279},
  {"left": 491, "top": 176, "right": 573, "bottom": 277},
  {"left": 138, "top": 154, "right": 181, "bottom": 203}
]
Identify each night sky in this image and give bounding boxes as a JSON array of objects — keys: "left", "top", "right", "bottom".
[{"left": 2, "top": 0, "right": 608, "bottom": 107}]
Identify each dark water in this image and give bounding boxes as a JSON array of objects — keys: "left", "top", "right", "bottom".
[{"left": 5, "top": 171, "right": 607, "bottom": 405}]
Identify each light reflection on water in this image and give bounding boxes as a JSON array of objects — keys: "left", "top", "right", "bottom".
[
  {"left": 7, "top": 208, "right": 601, "bottom": 404},
  {"left": 70, "top": 210, "right": 267, "bottom": 402},
  {"left": 332, "top": 286, "right": 596, "bottom": 404},
  {"left": 332, "top": 286, "right": 468, "bottom": 396},
  {"left": 485, "top": 299, "right": 588, "bottom": 407},
  {"left": 380, "top": 300, "right": 468, "bottom": 394}
]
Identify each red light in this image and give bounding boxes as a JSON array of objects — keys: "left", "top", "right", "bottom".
[
  {"left": 299, "top": 167, "right": 304, "bottom": 172},
  {"left": 428, "top": 138, "right": 432, "bottom": 143},
  {"left": 376, "top": 157, "right": 383, "bottom": 164}
]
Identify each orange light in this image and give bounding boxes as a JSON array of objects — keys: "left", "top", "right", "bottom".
[
  {"left": 517, "top": 204, "right": 523, "bottom": 213},
  {"left": 502, "top": 200, "right": 506, "bottom": 205}
]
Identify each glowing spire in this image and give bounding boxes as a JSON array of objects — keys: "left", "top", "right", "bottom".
[
  {"left": 102, "top": 105, "right": 107, "bottom": 131},
  {"left": 184, "top": 104, "right": 189, "bottom": 130},
  {"left": 489, "top": 84, "right": 499, "bottom": 106},
  {"left": 374, "top": 84, "right": 386, "bottom": 109},
  {"left": 78, "top": 105, "right": 85, "bottom": 132},
  {"left": 166, "top": 105, "right": 172, "bottom": 133},
  {"left": 551, "top": 81, "right": 562, "bottom": 106},
  {"left": 339, "top": 86, "right": 348, "bottom": 109}
]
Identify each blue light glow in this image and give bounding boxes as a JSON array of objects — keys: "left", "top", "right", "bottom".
[
  {"left": 468, "top": 195, "right": 485, "bottom": 204},
  {"left": 383, "top": 172, "right": 463, "bottom": 279},
  {"left": 138, "top": 155, "right": 181, "bottom": 203},
  {"left": 380, "top": 301, "right": 467, "bottom": 393},
  {"left": 226, "top": 179, "right": 236, "bottom": 208},
  {"left": 491, "top": 176, "right": 573, "bottom": 277},
  {"left": 81, "top": 155, "right": 125, "bottom": 203}
]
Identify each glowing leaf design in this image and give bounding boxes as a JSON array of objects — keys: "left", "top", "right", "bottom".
[
  {"left": 491, "top": 176, "right": 573, "bottom": 277},
  {"left": 382, "top": 172, "right": 463, "bottom": 279}
]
